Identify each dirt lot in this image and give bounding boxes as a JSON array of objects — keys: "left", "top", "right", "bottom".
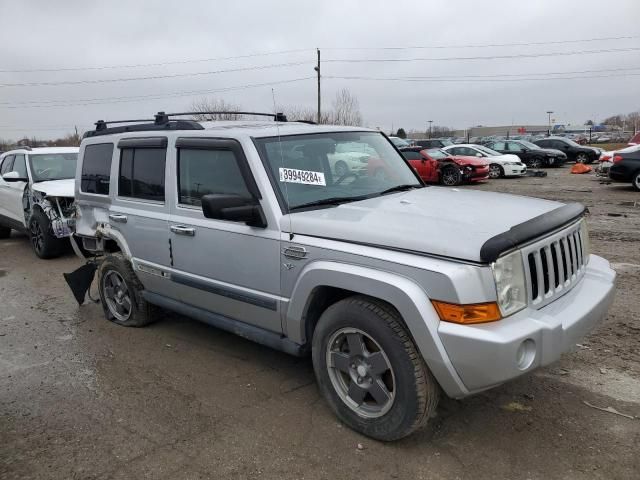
[{"left": 1, "top": 167, "right": 639, "bottom": 480}]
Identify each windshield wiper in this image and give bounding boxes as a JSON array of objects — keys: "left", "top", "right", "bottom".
[
  {"left": 290, "top": 195, "right": 373, "bottom": 211},
  {"left": 379, "top": 184, "right": 422, "bottom": 195}
]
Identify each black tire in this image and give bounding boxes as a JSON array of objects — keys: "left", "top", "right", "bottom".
[
  {"left": 575, "top": 152, "right": 589, "bottom": 164},
  {"left": 97, "top": 253, "right": 156, "bottom": 327},
  {"left": 488, "top": 163, "right": 503, "bottom": 179},
  {"left": 528, "top": 157, "right": 542, "bottom": 169},
  {"left": 632, "top": 171, "right": 640, "bottom": 192},
  {"left": 312, "top": 296, "right": 440, "bottom": 441},
  {"left": 29, "top": 209, "right": 65, "bottom": 259},
  {"left": 0, "top": 226, "right": 10, "bottom": 239},
  {"left": 440, "top": 166, "right": 462, "bottom": 186}
]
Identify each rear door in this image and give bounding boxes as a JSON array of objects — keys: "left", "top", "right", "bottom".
[
  {"left": 0, "top": 155, "right": 28, "bottom": 225},
  {"left": 167, "top": 138, "right": 282, "bottom": 334},
  {"left": 108, "top": 137, "right": 172, "bottom": 295}
]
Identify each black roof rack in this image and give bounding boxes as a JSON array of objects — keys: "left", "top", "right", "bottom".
[
  {"left": 84, "top": 110, "right": 288, "bottom": 138},
  {"left": 155, "top": 111, "right": 288, "bottom": 123}
]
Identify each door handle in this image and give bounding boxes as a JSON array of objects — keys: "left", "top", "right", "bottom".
[
  {"left": 170, "top": 225, "right": 195, "bottom": 236},
  {"left": 109, "top": 213, "right": 128, "bottom": 223}
]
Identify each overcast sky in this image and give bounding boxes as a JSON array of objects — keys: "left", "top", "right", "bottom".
[{"left": 0, "top": 0, "right": 638, "bottom": 139}]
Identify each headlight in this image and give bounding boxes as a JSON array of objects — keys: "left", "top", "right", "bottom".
[
  {"left": 580, "top": 219, "right": 590, "bottom": 261},
  {"left": 492, "top": 250, "right": 527, "bottom": 317},
  {"left": 546, "top": 152, "right": 556, "bottom": 157}
]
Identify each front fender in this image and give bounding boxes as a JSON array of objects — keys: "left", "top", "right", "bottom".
[{"left": 285, "top": 260, "right": 468, "bottom": 397}]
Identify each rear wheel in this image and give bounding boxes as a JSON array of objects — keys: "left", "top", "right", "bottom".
[
  {"left": 0, "top": 226, "right": 10, "bottom": 239},
  {"left": 29, "top": 209, "right": 64, "bottom": 259},
  {"left": 312, "top": 296, "right": 440, "bottom": 441},
  {"left": 98, "top": 254, "right": 156, "bottom": 327},
  {"left": 576, "top": 152, "right": 588, "bottom": 164},
  {"left": 440, "top": 166, "right": 462, "bottom": 186},
  {"left": 488, "top": 164, "right": 503, "bottom": 178}
]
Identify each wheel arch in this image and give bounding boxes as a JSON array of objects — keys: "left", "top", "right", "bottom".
[{"left": 285, "top": 261, "right": 468, "bottom": 397}]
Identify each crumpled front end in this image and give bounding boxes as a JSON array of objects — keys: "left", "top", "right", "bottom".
[{"left": 27, "top": 190, "right": 76, "bottom": 238}]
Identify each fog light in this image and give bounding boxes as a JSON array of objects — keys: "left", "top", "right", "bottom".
[{"left": 516, "top": 339, "right": 536, "bottom": 370}]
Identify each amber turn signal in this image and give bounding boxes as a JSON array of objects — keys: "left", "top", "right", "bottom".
[{"left": 432, "top": 300, "right": 502, "bottom": 324}]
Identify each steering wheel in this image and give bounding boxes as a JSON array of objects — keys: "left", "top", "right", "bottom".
[{"left": 334, "top": 172, "right": 358, "bottom": 185}]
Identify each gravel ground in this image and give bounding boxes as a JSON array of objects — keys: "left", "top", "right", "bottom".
[{"left": 1, "top": 167, "right": 639, "bottom": 479}]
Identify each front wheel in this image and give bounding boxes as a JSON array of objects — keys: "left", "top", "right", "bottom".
[
  {"left": 575, "top": 152, "right": 588, "bottom": 164},
  {"left": 29, "top": 209, "right": 64, "bottom": 259},
  {"left": 633, "top": 171, "right": 640, "bottom": 191},
  {"left": 312, "top": 296, "right": 440, "bottom": 441},
  {"left": 528, "top": 157, "right": 542, "bottom": 169},
  {"left": 488, "top": 164, "right": 503, "bottom": 178},
  {"left": 440, "top": 166, "right": 462, "bottom": 186}
]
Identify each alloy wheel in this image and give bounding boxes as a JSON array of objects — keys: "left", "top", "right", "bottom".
[
  {"left": 102, "top": 270, "right": 133, "bottom": 322},
  {"left": 326, "top": 327, "right": 396, "bottom": 418},
  {"left": 489, "top": 164, "right": 502, "bottom": 178},
  {"left": 30, "top": 219, "right": 44, "bottom": 254},
  {"left": 576, "top": 153, "right": 588, "bottom": 164}
]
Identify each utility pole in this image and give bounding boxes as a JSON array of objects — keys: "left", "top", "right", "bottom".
[
  {"left": 314, "top": 49, "right": 321, "bottom": 124},
  {"left": 546, "top": 111, "right": 553, "bottom": 136},
  {"left": 428, "top": 120, "right": 433, "bottom": 138}
]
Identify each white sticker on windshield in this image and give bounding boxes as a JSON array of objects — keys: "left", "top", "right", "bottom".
[{"left": 279, "top": 168, "right": 326, "bottom": 186}]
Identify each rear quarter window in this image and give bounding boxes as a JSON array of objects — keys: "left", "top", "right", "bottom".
[{"left": 81, "top": 143, "right": 114, "bottom": 195}]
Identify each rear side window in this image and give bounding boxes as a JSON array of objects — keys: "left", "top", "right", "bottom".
[
  {"left": 118, "top": 148, "right": 166, "bottom": 202},
  {"left": 1, "top": 155, "right": 14, "bottom": 174},
  {"left": 178, "top": 148, "right": 250, "bottom": 206},
  {"left": 81, "top": 143, "right": 114, "bottom": 195},
  {"left": 401, "top": 151, "right": 422, "bottom": 160}
]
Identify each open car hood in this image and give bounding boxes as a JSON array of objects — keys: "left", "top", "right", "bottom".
[{"left": 31, "top": 178, "right": 75, "bottom": 197}]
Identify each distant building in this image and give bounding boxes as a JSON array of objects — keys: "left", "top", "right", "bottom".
[{"left": 451, "top": 125, "right": 550, "bottom": 138}]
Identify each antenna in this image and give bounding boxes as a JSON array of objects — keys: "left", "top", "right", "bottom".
[{"left": 271, "top": 88, "right": 293, "bottom": 240}]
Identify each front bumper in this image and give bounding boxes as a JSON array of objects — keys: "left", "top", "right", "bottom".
[
  {"left": 504, "top": 164, "right": 527, "bottom": 176},
  {"left": 437, "top": 254, "right": 616, "bottom": 396}
]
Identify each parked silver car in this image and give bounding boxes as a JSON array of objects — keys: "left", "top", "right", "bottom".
[{"left": 70, "top": 112, "right": 616, "bottom": 441}]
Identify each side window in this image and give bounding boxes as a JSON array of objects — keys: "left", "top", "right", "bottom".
[
  {"left": 507, "top": 142, "right": 524, "bottom": 152},
  {"left": 1, "top": 155, "right": 14, "bottom": 175},
  {"left": 178, "top": 148, "right": 250, "bottom": 207},
  {"left": 12, "top": 154, "right": 27, "bottom": 177},
  {"left": 81, "top": 143, "right": 114, "bottom": 195},
  {"left": 553, "top": 140, "right": 567, "bottom": 149},
  {"left": 447, "top": 147, "right": 460, "bottom": 155},
  {"left": 491, "top": 142, "right": 505, "bottom": 151},
  {"left": 536, "top": 140, "right": 549, "bottom": 148},
  {"left": 401, "top": 151, "right": 422, "bottom": 160},
  {"left": 118, "top": 147, "right": 166, "bottom": 202}
]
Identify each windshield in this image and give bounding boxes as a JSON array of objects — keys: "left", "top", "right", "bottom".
[
  {"left": 29, "top": 153, "right": 78, "bottom": 182},
  {"left": 390, "top": 137, "right": 410, "bottom": 147},
  {"left": 439, "top": 138, "right": 454, "bottom": 146},
  {"left": 475, "top": 145, "right": 500, "bottom": 156},
  {"left": 518, "top": 140, "right": 541, "bottom": 150},
  {"left": 254, "top": 131, "right": 421, "bottom": 211},
  {"left": 425, "top": 149, "right": 448, "bottom": 159}
]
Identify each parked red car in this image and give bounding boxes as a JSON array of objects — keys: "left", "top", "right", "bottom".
[{"left": 398, "top": 147, "right": 489, "bottom": 185}]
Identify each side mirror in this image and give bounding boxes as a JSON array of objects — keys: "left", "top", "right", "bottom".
[
  {"left": 475, "top": 153, "right": 483, "bottom": 157},
  {"left": 201, "top": 194, "right": 266, "bottom": 228},
  {"left": 2, "top": 171, "right": 28, "bottom": 182}
]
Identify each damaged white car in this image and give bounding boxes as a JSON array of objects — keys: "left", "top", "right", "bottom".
[{"left": 0, "top": 147, "right": 79, "bottom": 258}]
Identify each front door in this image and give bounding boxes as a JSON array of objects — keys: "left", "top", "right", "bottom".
[
  {"left": 168, "top": 138, "right": 282, "bottom": 334},
  {"left": 0, "top": 155, "right": 28, "bottom": 226}
]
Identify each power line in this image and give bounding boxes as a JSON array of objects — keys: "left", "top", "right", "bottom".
[
  {"left": 323, "top": 35, "right": 640, "bottom": 51},
  {"left": 0, "top": 77, "right": 315, "bottom": 109},
  {"left": 324, "top": 47, "right": 640, "bottom": 64},
  {"left": 0, "top": 62, "right": 311, "bottom": 88},
  {"left": 0, "top": 48, "right": 313, "bottom": 74},
  {"left": 327, "top": 72, "right": 640, "bottom": 83}
]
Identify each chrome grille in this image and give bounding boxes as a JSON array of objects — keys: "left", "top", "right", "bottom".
[{"left": 522, "top": 220, "right": 587, "bottom": 308}]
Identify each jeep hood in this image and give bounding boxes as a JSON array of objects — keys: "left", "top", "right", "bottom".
[
  {"left": 31, "top": 178, "right": 74, "bottom": 198},
  {"left": 283, "top": 187, "right": 565, "bottom": 262}
]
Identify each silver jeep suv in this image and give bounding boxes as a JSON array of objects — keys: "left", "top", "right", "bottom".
[{"left": 72, "top": 112, "right": 616, "bottom": 441}]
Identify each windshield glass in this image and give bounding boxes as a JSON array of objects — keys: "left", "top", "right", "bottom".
[
  {"left": 29, "top": 153, "right": 78, "bottom": 182},
  {"left": 439, "top": 138, "right": 453, "bottom": 146},
  {"left": 255, "top": 132, "right": 421, "bottom": 211},
  {"left": 390, "top": 137, "right": 410, "bottom": 147},
  {"left": 475, "top": 145, "right": 500, "bottom": 156},
  {"left": 518, "top": 140, "right": 541, "bottom": 150},
  {"left": 425, "top": 149, "right": 448, "bottom": 159}
]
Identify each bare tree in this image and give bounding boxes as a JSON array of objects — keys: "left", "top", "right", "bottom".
[
  {"left": 330, "top": 88, "right": 362, "bottom": 126},
  {"left": 277, "top": 105, "right": 331, "bottom": 124},
  {"left": 189, "top": 97, "right": 243, "bottom": 121}
]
